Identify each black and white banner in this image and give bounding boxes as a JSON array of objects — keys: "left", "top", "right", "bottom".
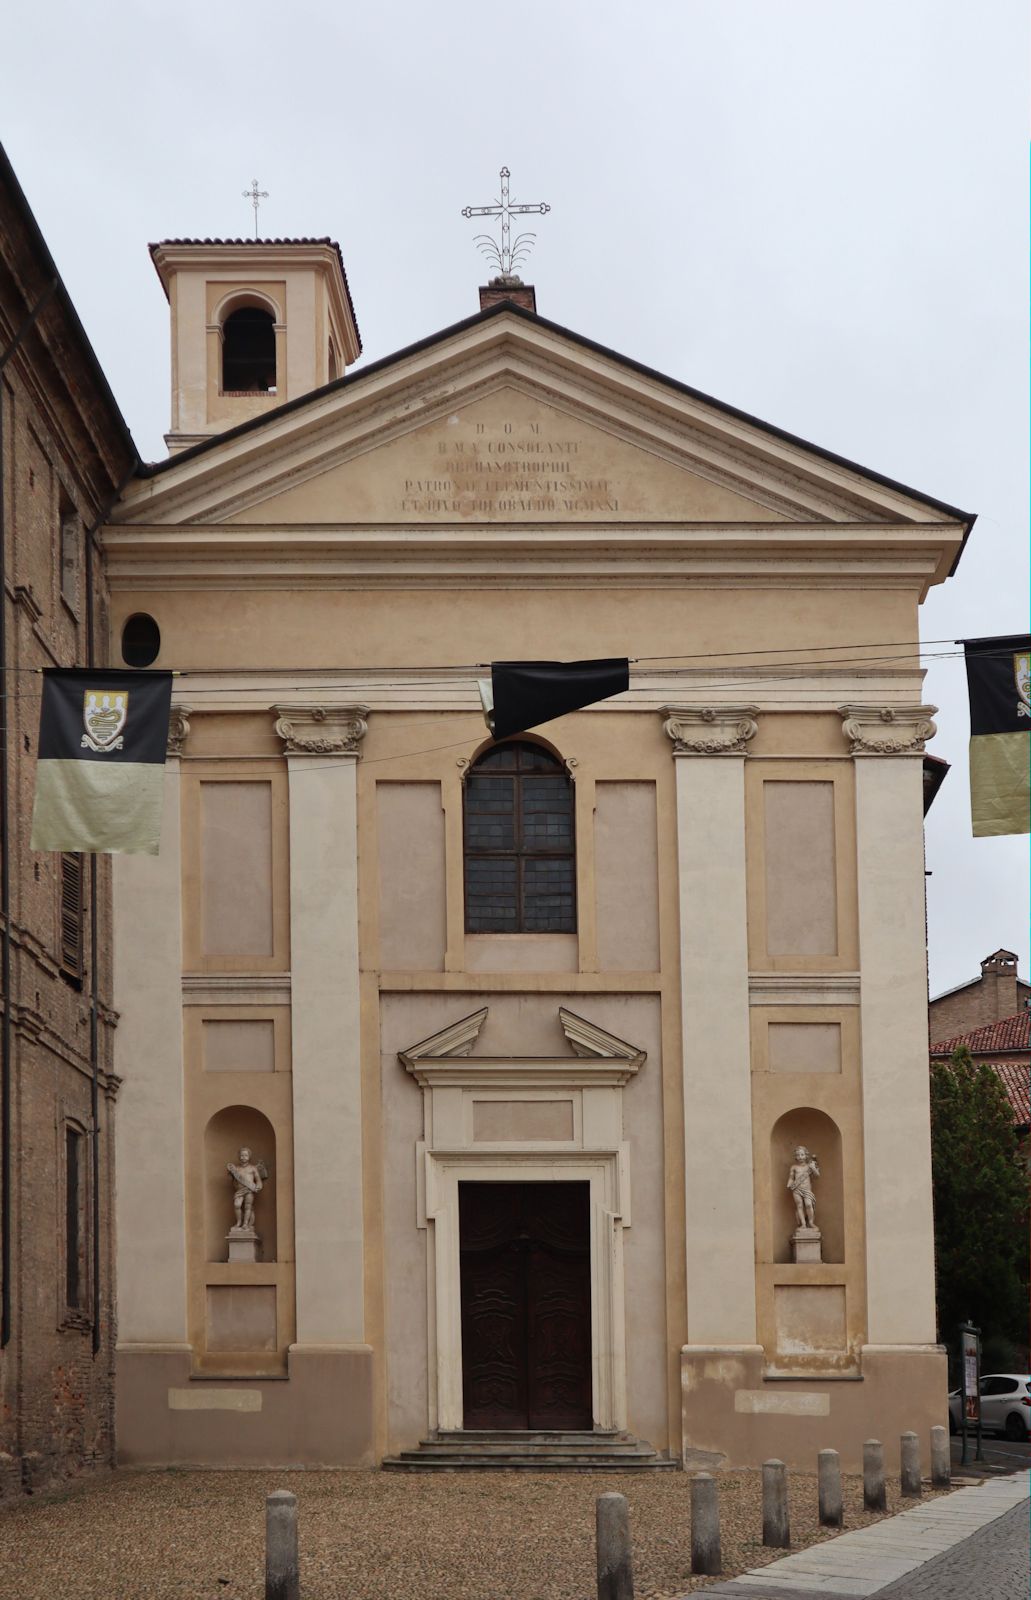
[{"left": 30, "top": 668, "right": 173, "bottom": 854}]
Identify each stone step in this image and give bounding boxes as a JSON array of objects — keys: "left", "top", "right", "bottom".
[
  {"left": 382, "top": 1430, "right": 678, "bottom": 1472},
  {"left": 432, "top": 1440, "right": 624, "bottom": 1452},
  {"left": 382, "top": 1453, "right": 678, "bottom": 1472},
  {"left": 399, "top": 1443, "right": 660, "bottom": 1459}
]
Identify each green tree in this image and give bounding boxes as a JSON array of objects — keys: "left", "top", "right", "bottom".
[{"left": 930, "top": 1045, "right": 1029, "bottom": 1365}]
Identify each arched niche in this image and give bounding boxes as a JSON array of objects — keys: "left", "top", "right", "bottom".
[
  {"left": 204, "top": 1105, "right": 277, "bottom": 1263},
  {"left": 770, "top": 1107, "right": 843, "bottom": 1264}
]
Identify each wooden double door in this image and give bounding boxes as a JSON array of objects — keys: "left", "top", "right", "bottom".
[{"left": 459, "top": 1181, "right": 593, "bottom": 1430}]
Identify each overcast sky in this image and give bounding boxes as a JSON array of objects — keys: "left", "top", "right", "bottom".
[{"left": 2, "top": 0, "right": 1027, "bottom": 996}]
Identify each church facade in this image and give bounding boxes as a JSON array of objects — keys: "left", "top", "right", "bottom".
[{"left": 107, "top": 240, "right": 970, "bottom": 1471}]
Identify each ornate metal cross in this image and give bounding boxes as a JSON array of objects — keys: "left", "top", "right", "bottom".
[
  {"left": 242, "top": 178, "right": 268, "bottom": 238},
  {"left": 462, "top": 166, "right": 550, "bottom": 278}
]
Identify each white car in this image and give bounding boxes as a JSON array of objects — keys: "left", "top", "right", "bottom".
[{"left": 948, "top": 1373, "right": 1031, "bottom": 1439}]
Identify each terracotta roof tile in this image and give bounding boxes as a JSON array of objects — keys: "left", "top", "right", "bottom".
[
  {"left": 930, "top": 1011, "right": 1031, "bottom": 1058},
  {"left": 995, "top": 1062, "right": 1031, "bottom": 1127}
]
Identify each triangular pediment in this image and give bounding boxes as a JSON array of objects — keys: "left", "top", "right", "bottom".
[
  {"left": 225, "top": 384, "right": 789, "bottom": 525},
  {"left": 112, "top": 312, "right": 972, "bottom": 542}
]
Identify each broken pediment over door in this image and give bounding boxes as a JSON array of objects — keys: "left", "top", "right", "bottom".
[{"left": 398, "top": 1004, "right": 644, "bottom": 1158}]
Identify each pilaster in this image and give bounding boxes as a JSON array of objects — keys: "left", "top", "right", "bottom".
[
  {"left": 274, "top": 705, "right": 369, "bottom": 1345},
  {"left": 661, "top": 706, "right": 759, "bottom": 1346},
  {"left": 841, "top": 703, "right": 938, "bottom": 1344},
  {"left": 113, "top": 710, "right": 190, "bottom": 1346}
]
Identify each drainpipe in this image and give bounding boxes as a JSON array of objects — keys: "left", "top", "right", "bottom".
[
  {"left": 0, "top": 279, "right": 58, "bottom": 1349},
  {"left": 83, "top": 516, "right": 104, "bottom": 1356},
  {"left": 82, "top": 477, "right": 135, "bottom": 1360}
]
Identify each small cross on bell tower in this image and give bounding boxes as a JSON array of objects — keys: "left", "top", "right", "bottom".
[{"left": 242, "top": 178, "right": 269, "bottom": 238}]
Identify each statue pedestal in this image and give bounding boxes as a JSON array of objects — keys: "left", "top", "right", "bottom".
[
  {"left": 226, "top": 1227, "right": 260, "bottom": 1263},
  {"left": 791, "top": 1227, "right": 822, "bottom": 1264}
]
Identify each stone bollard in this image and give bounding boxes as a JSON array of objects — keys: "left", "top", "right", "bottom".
[
  {"left": 900, "top": 1431, "right": 922, "bottom": 1498},
  {"left": 863, "top": 1440, "right": 886, "bottom": 1513},
  {"left": 265, "top": 1490, "right": 300, "bottom": 1600},
  {"left": 817, "top": 1448, "right": 843, "bottom": 1528},
  {"left": 690, "top": 1472, "right": 722, "bottom": 1576},
  {"left": 930, "top": 1424, "right": 951, "bottom": 1489},
  {"left": 761, "top": 1459, "right": 790, "bottom": 1548},
  {"left": 596, "top": 1492, "right": 634, "bottom": 1600}
]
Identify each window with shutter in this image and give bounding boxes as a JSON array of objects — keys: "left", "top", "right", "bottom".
[
  {"left": 65, "top": 1125, "right": 86, "bottom": 1312},
  {"left": 463, "top": 741, "right": 576, "bottom": 933},
  {"left": 59, "top": 852, "right": 83, "bottom": 984}
]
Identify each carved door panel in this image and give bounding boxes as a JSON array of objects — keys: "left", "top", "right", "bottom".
[
  {"left": 459, "top": 1182, "right": 592, "bottom": 1431},
  {"left": 459, "top": 1184, "right": 528, "bottom": 1428}
]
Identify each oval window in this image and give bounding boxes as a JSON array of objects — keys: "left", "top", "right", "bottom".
[{"left": 121, "top": 613, "right": 161, "bottom": 668}]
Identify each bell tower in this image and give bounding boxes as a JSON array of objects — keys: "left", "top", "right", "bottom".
[{"left": 150, "top": 237, "right": 361, "bottom": 454}]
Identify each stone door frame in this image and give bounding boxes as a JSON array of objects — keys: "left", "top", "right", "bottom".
[
  {"left": 425, "top": 1149, "right": 627, "bottom": 1432},
  {"left": 400, "top": 1005, "right": 644, "bottom": 1435}
]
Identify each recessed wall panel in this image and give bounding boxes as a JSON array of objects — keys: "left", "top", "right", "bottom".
[
  {"left": 764, "top": 781, "right": 838, "bottom": 956},
  {"left": 202, "top": 1019, "right": 276, "bottom": 1073},
  {"left": 768, "top": 1022, "right": 841, "bottom": 1073},
  {"left": 473, "top": 1100, "right": 574, "bottom": 1142},
  {"left": 206, "top": 1285, "right": 277, "bottom": 1352},
  {"left": 595, "top": 781, "right": 660, "bottom": 971},
  {"left": 377, "top": 782, "right": 446, "bottom": 971},
  {"left": 200, "top": 781, "right": 274, "bottom": 956}
]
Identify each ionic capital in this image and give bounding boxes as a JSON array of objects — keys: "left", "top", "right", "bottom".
[
  {"left": 272, "top": 704, "right": 370, "bottom": 756},
  {"left": 838, "top": 704, "right": 937, "bottom": 756},
  {"left": 660, "top": 704, "right": 760, "bottom": 756},
  {"left": 166, "top": 704, "right": 192, "bottom": 757}
]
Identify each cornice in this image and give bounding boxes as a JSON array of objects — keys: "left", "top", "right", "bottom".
[
  {"left": 182, "top": 974, "right": 291, "bottom": 1006},
  {"left": 748, "top": 973, "right": 861, "bottom": 1007},
  {"left": 661, "top": 704, "right": 760, "bottom": 755},
  {"left": 101, "top": 521, "right": 951, "bottom": 597},
  {"left": 143, "top": 669, "right": 928, "bottom": 721},
  {"left": 838, "top": 703, "right": 938, "bottom": 755},
  {"left": 403, "top": 1058, "right": 641, "bottom": 1088},
  {"left": 272, "top": 703, "right": 369, "bottom": 755}
]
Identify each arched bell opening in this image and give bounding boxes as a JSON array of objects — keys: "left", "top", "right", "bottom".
[{"left": 221, "top": 304, "right": 277, "bottom": 393}]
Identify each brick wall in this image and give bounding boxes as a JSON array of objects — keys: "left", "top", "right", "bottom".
[
  {"left": 929, "top": 963, "right": 1027, "bottom": 1043},
  {"left": 0, "top": 164, "right": 134, "bottom": 1498}
]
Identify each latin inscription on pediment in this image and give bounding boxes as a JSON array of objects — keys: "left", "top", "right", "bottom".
[
  {"left": 402, "top": 419, "right": 618, "bottom": 516},
  {"left": 227, "top": 388, "right": 790, "bottom": 525}
]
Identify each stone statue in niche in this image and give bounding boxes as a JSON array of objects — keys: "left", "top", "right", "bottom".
[
  {"left": 225, "top": 1146, "right": 269, "bottom": 1262},
  {"left": 788, "top": 1145, "right": 822, "bottom": 1263}
]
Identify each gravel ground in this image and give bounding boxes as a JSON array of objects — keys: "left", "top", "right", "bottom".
[{"left": 0, "top": 1467, "right": 947, "bottom": 1600}]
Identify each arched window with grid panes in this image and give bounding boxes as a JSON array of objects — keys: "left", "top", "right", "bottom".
[{"left": 463, "top": 741, "right": 576, "bottom": 933}]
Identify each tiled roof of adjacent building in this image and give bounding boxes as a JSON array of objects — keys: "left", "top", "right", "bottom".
[
  {"left": 148, "top": 237, "right": 361, "bottom": 350},
  {"left": 995, "top": 1062, "right": 1031, "bottom": 1127},
  {"left": 930, "top": 1011, "right": 1031, "bottom": 1130},
  {"left": 930, "top": 1010, "right": 1031, "bottom": 1058}
]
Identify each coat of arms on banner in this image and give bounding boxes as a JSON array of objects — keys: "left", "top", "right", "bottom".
[
  {"left": 82, "top": 690, "right": 128, "bottom": 752},
  {"left": 1016, "top": 652, "right": 1031, "bottom": 719}
]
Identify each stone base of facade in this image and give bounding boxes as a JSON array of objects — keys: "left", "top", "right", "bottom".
[
  {"left": 116, "top": 1343, "right": 375, "bottom": 1467},
  {"left": 681, "top": 1343, "right": 947, "bottom": 1473}
]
